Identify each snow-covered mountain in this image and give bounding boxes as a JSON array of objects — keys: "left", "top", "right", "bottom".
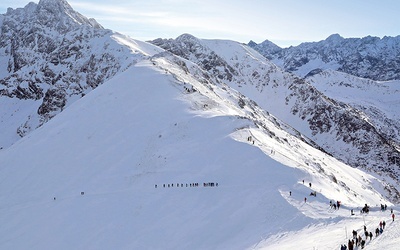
[
  {"left": 151, "top": 35, "right": 400, "bottom": 200},
  {"left": 0, "top": 0, "right": 161, "bottom": 149},
  {"left": 2, "top": 49, "right": 398, "bottom": 249},
  {"left": 249, "top": 34, "right": 400, "bottom": 81},
  {"left": 1, "top": 0, "right": 400, "bottom": 249}
]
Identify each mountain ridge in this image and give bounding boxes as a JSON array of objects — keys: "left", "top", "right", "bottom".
[{"left": 249, "top": 34, "right": 400, "bottom": 81}]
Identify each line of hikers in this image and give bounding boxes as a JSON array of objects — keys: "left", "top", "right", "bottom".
[
  {"left": 155, "top": 182, "right": 218, "bottom": 188},
  {"left": 341, "top": 214, "right": 396, "bottom": 250}
]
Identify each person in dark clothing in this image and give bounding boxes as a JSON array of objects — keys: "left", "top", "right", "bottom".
[
  {"left": 348, "top": 239, "right": 354, "bottom": 250},
  {"left": 360, "top": 239, "right": 365, "bottom": 249},
  {"left": 375, "top": 227, "right": 379, "bottom": 236},
  {"left": 369, "top": 231, "right": 373, "bottom": 240},
  {"left": 352, "top": 230, "right": 357, "bottom": 239},
  {"left": 383, "top": 220, "right": 386, "bottom": 229},
  {"left": 364, "top": 230, "right": 368, "bottom": 238},
  {"left": 392, "top": 213, "right": 395, "bottom": 221}
]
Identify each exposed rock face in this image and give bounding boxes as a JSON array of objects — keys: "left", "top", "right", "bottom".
[
  {"left": 0, "top": 0, "right": 140, "bottom": 148},
  {"left": 249, "top": 34, "right": 400, "bottom": 81}
]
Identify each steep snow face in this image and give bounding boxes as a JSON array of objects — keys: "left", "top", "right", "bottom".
[
  {"left": 151, "top": 35, "right": 400, "bottom": 200},
  {"left": 0, "top": 57, "right": 396, "bottom": 250},
  {"left": 250, "top": 34, "right": 400, "bottom": 81},
  {"left": 0, "top": 1, "right": 162, "bottom": 149}
]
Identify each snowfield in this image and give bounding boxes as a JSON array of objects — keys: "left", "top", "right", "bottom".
[{"left": 0, "top": 57, "right": 398, "bottom": 249}]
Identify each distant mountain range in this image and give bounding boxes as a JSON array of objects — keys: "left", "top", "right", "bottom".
[{"left": 249, "top": 34, "right": 400, "bottom": 81}]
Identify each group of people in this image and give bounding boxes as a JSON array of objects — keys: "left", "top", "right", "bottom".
[
  {"left": 330, "top": 200, "right": 341, "bottom": 210},
  {"left": 341, "top": 211, "right": 396, "bottom": 250},
  {"left": 155, "top": 182, "right": 218, "bottom": 188}
]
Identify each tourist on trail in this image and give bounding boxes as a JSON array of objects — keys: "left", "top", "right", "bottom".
[
  {"left": 382, "top": 220, "right": 386, "bottom": 229},
  {"left": 337, "top": 201, "right": 341, "bottom": 209},
  {"left": 309, "top": 182, "right": 312, "bottom": 188},
  {"left": 364, "top": 230, "right": 368, "bottom": 238},
  {"left": 392, "top": 213, "right": 395, "bottom": 221},
  {"left": 360, "top": 239, "right": 365, "bottom": 249},
  {"left": 379, "top": 227, "right": 383, "bottom": 234},
  {"left": 391, "top": 208, "right": 393, "bottom": 214},
  {"left": 352, "top": 230, "right": 357, "bottom": 239},
  {"left": 363, "top": 225, "right": 366, "bottom": 232},
  {"left": 348, "top": 239, "right": 354, "bottom": 250},
  {"left": 289, "top": 191, "right": 292, "bottom": 196},
  {"left": 379, "top": 221, "right": 383, "bottom": 228},
  {"left": 304, "top": 197, "right": 307, "bottom": 203},
  {"left": 369, "top": 231, "right": 372, "bottom": 240},
  {"left": 375, "top": 227, "right": 379, "bottom": 236},
  {"left": 351, "top": 209, "right": 354, "bottom": 215}
]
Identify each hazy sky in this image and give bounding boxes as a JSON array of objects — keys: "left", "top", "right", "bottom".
[{"left": 1, "top": 0, "right": 399, "bottom": 47}]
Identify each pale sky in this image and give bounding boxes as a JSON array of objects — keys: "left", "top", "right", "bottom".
[{"left": 1, "top": 0, "right": 399, "bottom": 47}]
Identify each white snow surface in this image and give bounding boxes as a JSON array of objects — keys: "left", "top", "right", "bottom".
[{"left": 0, "top": 53, "right": 399, "bottom": 249}]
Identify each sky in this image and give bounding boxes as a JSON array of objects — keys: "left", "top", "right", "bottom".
[{"left": 1, "top": 0, "right": 399, "bottom": 47}]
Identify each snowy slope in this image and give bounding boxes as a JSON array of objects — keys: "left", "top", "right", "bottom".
[
  {"left": 0, "top": 0, "right": 162, "bottom": 150},
  {"left": 151, "top": 35, "right": 400, "bottom": 199},
  {"left": 306, "top": 70, "right": 400, "bottom": 146},
  {"left": 0, "top": 51, "right": 398, "bottom": 249}
]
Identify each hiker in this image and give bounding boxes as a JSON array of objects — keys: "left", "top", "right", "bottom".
[
  {"left": 289, "top": 191, "right": 292, "bottom": 196},
  {"left": 384, "top": 204, "right": 387, "bottom": 210},
  {"left": 364, "top": 230, "right": 368, "bottom": 238},
  {"left": 302, "top": 180, "right": 304, "bottom": 184},
  {"left": 383, "top": 220, "right": 386, "bottom": 229},
  {"left": 391, "top": 208, "right": 393, "bottom": 214},
  {"left": 369, "top": 231, "right": 372, "bottom": 240},
  {"left": 333, "top": 203, "right": 337, "bottom": 210},
  {"left": 304, "top": 197, "right": 307, "bottom": 203},
  {"left": 348, "top": 239, "right": 354, "bottom": 250},
  {"left": 155, "top": 184, "right": 157, "bottom": 188},
  {"left": 309, "top": 182, "right": 312, "bottom": 188},
  {"left": 363, "top": 225, "right": 367, "bottom": 232},
  {"left": 380, "top": 227, "right": 383, "bottom": 234},
  {"left": 379, "top": 221, "right": 383, "bottom": 228},
  {"left": 337, "top": 201, "right": 341, "bottom": 209},
  {"left": 352, "top": 230, "right": 357, "bottom": 238},
  {"left": 392, "top": 213, "right": 395, "bottom": 221},
  {"left": 375, "top": 227, "right": 379, "bottom": 236},
  {"left": 360, "top": 239, "right": 365, "bottom": 249},
  {"left": 341, "top": 244, "right": 347, "bottom": 250},
  {"left": 351, "top": 209, "right": 354, "bottom": 215}
]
